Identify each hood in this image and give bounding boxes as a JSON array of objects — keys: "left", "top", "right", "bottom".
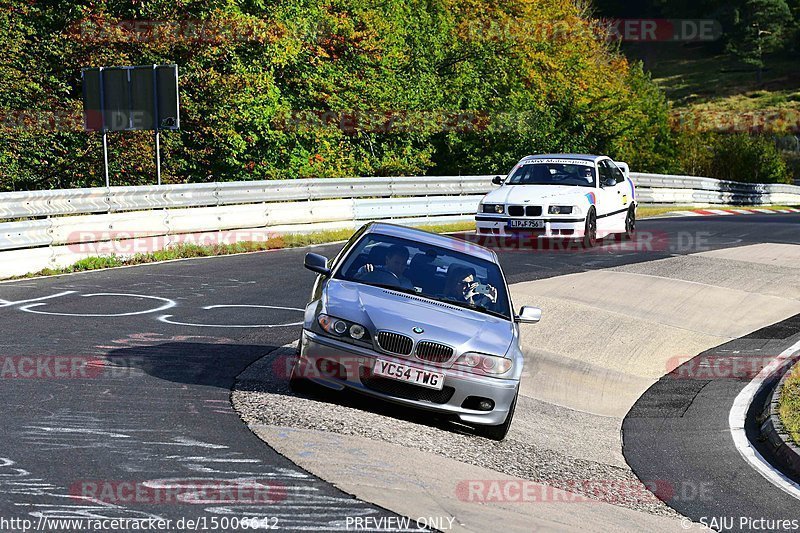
[
  {"left": 483, "top": 184, "right": 589, "bottom": 206},
  {"left": 323, "top": 280, "right": 514, "bottom": 360}
]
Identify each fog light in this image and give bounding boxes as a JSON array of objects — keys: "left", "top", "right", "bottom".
[{"left": 462, "top": 396, "right": 495, "bottom": 411}]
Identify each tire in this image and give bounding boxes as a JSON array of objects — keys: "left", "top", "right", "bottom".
[
  {"left": 288, "top": 353, "right": 315, "bottom": 394},
  {"left": 582, "top": 208, "right": 597, "bottom": 248},
  {"left": 623, "top": 205, "right": 636, "bottom": 240},
  {"left": 474, "top": 391, "right": 517, "bottom": 441}
]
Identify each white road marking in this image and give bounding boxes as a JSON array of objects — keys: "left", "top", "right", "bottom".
[
  {"left": 172, "top": 457, "right": 261, "bottom": 463},
  {"left": 142, "top": 437, "right": 228, "bottom": 449},
  {"left": 157, "top": 304, "right": 303, "bottom": 328},
  {"left": 0, "top": 292, "right": 77, "bottom": 308},
  {"left": 157, "top": 316, "right": 303, "bottom": 328},
  {"left": 729, "top": 338, "right": 800, "bottom": 501},
  {"left": 203, "top": 304, "right": 303, "bottom": 311},
  {"left": 26, "top": 427, "right": 131, "bottom": 438},
  {"left": 19, "top": 293, "right": 177, "bottom": 317}
]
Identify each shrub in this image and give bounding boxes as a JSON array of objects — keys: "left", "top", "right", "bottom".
[
  {"left": 673, "top": 131, "right": 791, "bottom": 183},
  {"left": 708, "top": 133, "right": 791, "bottom": 183}
]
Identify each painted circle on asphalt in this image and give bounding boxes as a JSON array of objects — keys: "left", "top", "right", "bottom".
[
  {"left": 158, "top": 304, "right": 304, "bottom": 328},
  {"left": 18, "top": 293, "right": 177, "bottom": 317}
]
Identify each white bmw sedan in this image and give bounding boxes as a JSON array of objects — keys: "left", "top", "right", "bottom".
[{"left": 475, "top": 154, "right": 637, "bottom": 247}]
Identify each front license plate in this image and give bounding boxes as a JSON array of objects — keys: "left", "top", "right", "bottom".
[
  {"left": 508, "top": 219, "right": 545, "bottom": 229},
  {"left": 373, "top": 359, "right": 444, "bottom": 391}
]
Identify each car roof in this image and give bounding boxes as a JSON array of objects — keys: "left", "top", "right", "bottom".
[
  {"left": 363, "top": 222, "right": 498, "bottom": 263},
  {"left": 521, "top": 153, "right": 607, "bottom": 164}
]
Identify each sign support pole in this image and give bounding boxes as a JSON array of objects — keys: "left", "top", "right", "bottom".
[
  {"left": 152, "top": 65, "right": 161, "bottom": 186},
  {"left": 154, "top": 130, "right": 161, "bottom": 186},
  {"left": 98, "top": 66, "right": 110, "bottom": 188},
  {"left": 102, "top": 131, "right": 110, "bottom": 188}
]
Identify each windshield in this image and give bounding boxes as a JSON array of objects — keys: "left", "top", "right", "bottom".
[
  {"left": 334, "top": 233, "right": 511, "bottom": 320},
  {"left": 507, "top": 161, "right": 596, "bottom": 187}
]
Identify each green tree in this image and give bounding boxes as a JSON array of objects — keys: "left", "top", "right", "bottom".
[
  {"left": 727, "top": 0, "right": 794, "bottom": 80},
  {"left": 0, "top": 0, "right": 725, "bottom": 189}
]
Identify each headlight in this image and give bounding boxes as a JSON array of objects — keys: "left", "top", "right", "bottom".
[
  {"left": 454, "top": 352, "right": 513, "bottom": 375},
  {"left": 349, "top": 324, "right": 366, "bottom": 339},
  {"left": 317, "top": 314, "right": 370, "bottom": 341},
  {"left": 548, "top": 205, "right": 574, "bottom": 215},
  {"left": 482, "top": 203, "right": 505, "bottom": 214}
]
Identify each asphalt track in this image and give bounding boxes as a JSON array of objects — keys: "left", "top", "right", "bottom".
[
  {"left": 0, "top": 213, "right": 798, "bottom": 532},
  {"left": 622, "top": 314, "right": 800, "bottom": 532}
]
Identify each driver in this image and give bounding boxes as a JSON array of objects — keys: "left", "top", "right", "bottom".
[
  {"left": 355, "top": 245, "right": 414, "bottom": 289},
  {"left": 442, "top": 265, "right": 498, "bottom": 307},
  {"left": 581, "top": 166, "right": 594, "bottom": 184}
]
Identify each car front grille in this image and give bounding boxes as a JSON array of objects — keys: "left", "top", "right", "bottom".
[
  {"left": 359, "top": 367, "right": 455, "bottom": 404},
  {"left": 416, "top": 341, "right": 454, "bottom": 363},
  {"left": 508, "top": 205, "right": 542, "bottom": 217},
  {"left": 376, "top": 331, "right": 414, "bottom": 356}
]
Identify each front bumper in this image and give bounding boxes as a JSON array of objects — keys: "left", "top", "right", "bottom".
[
  {"left": 297, "top": 330, "right": 518, "bottom": 426},
  {"left": 475, "top": 215, "right": 586, "bottom": 238}
]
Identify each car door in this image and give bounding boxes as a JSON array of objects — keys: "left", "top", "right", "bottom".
[
  {"left": 608, "top": 160, "right": 633, "bottom": 209},
  {"left": 595, "top": 160, "right": 619, "bottom": 218}
]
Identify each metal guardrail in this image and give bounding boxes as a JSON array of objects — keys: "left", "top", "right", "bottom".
[
  {"left": 0, "top": 176, "right": 494, "bottom": 219},
  {"left": 0, "top": 173, "right": 799, "bottom": 253}
]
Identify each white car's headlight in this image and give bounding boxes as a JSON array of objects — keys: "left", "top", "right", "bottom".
[
  {"left": 454, "top": 352, "right": 513, "bottom": 375},
  {"left": 548, "top": 205, "right": 575, "bottom": 215},
  {"left": 482, "top": 203, "right": 505, "bottom": 214}
]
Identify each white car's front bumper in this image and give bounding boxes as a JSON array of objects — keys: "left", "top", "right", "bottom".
[{"left": 475, "top": 215, "right": 587, "bottom": 238}]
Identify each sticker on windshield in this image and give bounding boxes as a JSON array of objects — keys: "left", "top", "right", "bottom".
[{"left": 522, "top": 159, "right": 596, "bottom": 166}]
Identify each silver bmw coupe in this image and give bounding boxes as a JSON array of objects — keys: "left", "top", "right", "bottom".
[{"left": 291, "top": 222, "right": 541, "bottom": 440}]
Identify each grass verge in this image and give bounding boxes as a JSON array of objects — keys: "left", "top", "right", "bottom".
[
  {"left": 779, "top": 362, "right": 800, "bottom": 447},
  {"left": 9, "top": 206, "right": 798, "bottom": 280},
  {"left": 13, "top": 221, "right": 476, "bottom": 279}
]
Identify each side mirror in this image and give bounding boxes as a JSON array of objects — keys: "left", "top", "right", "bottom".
[
  {"left": 304, "top": 253, "right": 331, "bottom": 276},
  {"left": 492, "top": 175, "right": 504, "bottom": 185},
  {"left": 515, "top": 306, "right": 541, "bottom": 324},
  {"left": 601, "top": 177, "right": 616, "bottom": 188},
  {"left": 616, "top": 162, "right": 630, "bottom": 179}
]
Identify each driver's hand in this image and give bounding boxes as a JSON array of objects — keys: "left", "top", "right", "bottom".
[
  {"left": 486, "top": 285, "right": 498, "bottom": 303},
  {"left": 360, "top": 264, "right": 375, "bottom": 273},
  {"left": 464, "top": 282, "right": 480, "bottom": 301},
  {"left": 466, "top": 283, "right": 498, "bottom": 304}
]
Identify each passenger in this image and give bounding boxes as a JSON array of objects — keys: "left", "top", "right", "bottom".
[{"left": 442, "top": 265, "right": 498, "bottom": 306}]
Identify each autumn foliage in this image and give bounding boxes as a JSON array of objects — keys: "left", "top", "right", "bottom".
[{"left": 1, "top": 0, "right": 678, "bottom": 190}]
